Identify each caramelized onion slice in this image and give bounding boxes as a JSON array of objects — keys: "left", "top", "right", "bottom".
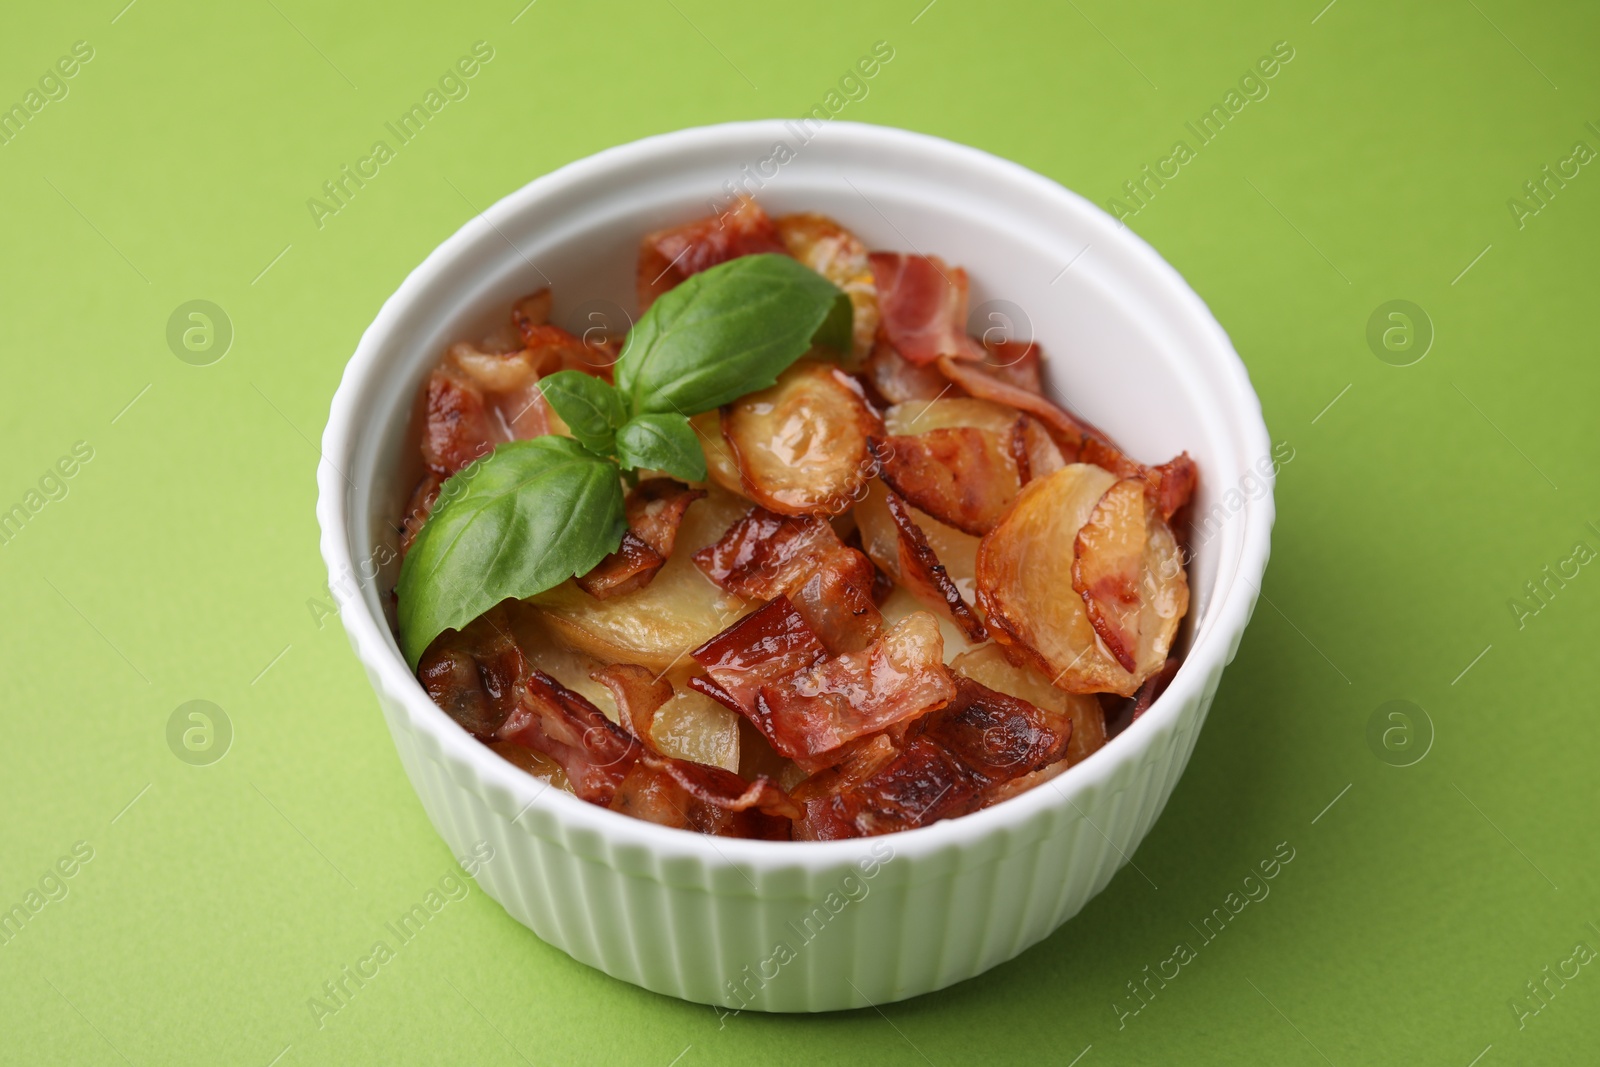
[
  {"left": 637, "top": 195, "right": 786, "bottom": 310},
  {"left": 776, "top": 212, "right": 879, "bottom": 362},
  {"left": 754, "top": 610, "right": 955, "bottom": 766},
  {"left": 722, "top": 359, "right": 882, "bottom": 517},
  {"left": 976, "top": 464, "right": 1188, "bottom": 696}
]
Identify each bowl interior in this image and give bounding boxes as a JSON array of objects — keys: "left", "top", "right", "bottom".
[{"left": 349, "top": 124, "right": 1259, "bottom": 653}]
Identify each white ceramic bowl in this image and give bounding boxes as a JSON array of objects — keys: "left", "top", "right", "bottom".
[{"left": 317, "top": 120, "right": 1273, "bottom": 1013}]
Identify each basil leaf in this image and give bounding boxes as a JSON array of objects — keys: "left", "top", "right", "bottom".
[
  {"left": 537, "top": 370, "right": 626, "bottom": 454},
  {"left": 613, "top": 412, "right": 707, "bottom": 482},
  {"left": 615, "top": 254, "right": 851, "bottom": 417},
  {"left": 396, "top": 437, "right": 624, "bottom": 668}
]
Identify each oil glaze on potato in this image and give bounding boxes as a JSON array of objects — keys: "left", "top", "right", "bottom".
[
  {"left": 722, "top": 359, "right": 882, "bottom": 517},
  {"left": 976, "top": 464, "right": 1187, "bottom": 696},
  {"left": 528, "top": 489, "right": 754, "bottom": 672}
]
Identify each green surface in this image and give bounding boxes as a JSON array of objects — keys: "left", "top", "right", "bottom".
[{"left": 2, "top": 0, "right": 1596, "bottom": 1063}]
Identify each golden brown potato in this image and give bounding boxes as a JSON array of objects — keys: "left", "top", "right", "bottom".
[
  {"left": 722, "top": 359, "right": 882, "bottom": 517},
  {"left": 650, "top": 686, "right": 741, "bottom": 771},
  {"left": 976, "top": 464, "right": 1187, "bottom": 696},
  {"left": 883, "top": 397, "right": 1020, "bottom": 438},
  {"left": 775, "top": 212, "right": 879, "bottom": 364},
  {"left": 528, "top": 489, "right": 754, "bottom": 673}
]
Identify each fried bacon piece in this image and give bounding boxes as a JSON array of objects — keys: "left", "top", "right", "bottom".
[
  {"left": 974, "top": 339, "right": 1043, "bottom": 394},
  {"left": 882, "top": 491, "right": 986, "bottom": 642},
  {"left": 721, "top": 360, "right": 882, "bottom": 518},
  {"left": 498, "top": 669, "right": 641, "bottom": 805},
  {"left": 690, "top": 597, "right": 830, "bottom": 716},
  {"left": 755, "top": 611, "right": 954, "bottom": 768},
  {"left": 935, "top": 355, "right": 1197, "bottom": 519},
  {"left": 398, "top": 472, "right": 443, "bottom": 556},
  {"left": 693, "top": 506, "right": 882, "bottom": 654},
  {"left": 870, "top": 427, "right": 1021, "bottom": 537},
  {"left": 794, "top": 676, "right": 1071, "bottom": 838},
  {"left": 690, "top": 597, "right": 954, "bottom": 768},
  {"left": 637, "top": 195, "right": 787, "bottom": 310},
  {"left": 576, "top": 480, "right": 706, "bottom": 600},
  {"left": 868, "top": 253, "right": 983, "bottom": 365},
  {"left": 862, "top": 340, "right": 954, "bottom": 406},
  {"left": 421, "top": 344, "right": 553, "bottom": 475}
]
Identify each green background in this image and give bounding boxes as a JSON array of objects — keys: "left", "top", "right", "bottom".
[{"left": 2, "top": 0, "right": 1596, "bottom": 1063}]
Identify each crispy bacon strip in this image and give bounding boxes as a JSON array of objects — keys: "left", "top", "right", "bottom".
[
  {"left": 882, "top": 491, "right": 987, "bottom": 642},
  {"left": 920, "top": 676, "right": 1073, "bottom": 783},
  {"left": 794, "top": 676, "right": 1072, "bottom": 838},
  {"left": 974, "top": 339, "right": 1043, "bottom": 394},
  {"left": 693, "top": 506, "right": 882, "bottom": 653},
  {"left": 754, "top": 611, "right": 954, "bottom": 767},
  {"left": 576, "top": 480, "right": 706, "bottom": 600},
  {"left": 1072, "top": 478, "right": 1148, "bottom": 673},
  {"left": 637, "top": 195, "right": 787, "bottom": 310},
  {"left": 936, "top": 355, "right": 1197, "bottom": 518},
  {"left": 399, "top": 472, "right": 443, "bottom": 557},
  {"left": 495, "top": 669, "right": 641, "bottom": 805},
  {"left": 868, "top": 253, "right": 983, "bottom": 365},
  {"left": 421, "top": 365, "right": 498, "bottom": 475},
  {"left": 870, "top": 429, "right": 1019, "bottom": 537},
  {"left": 500, "top": 668, "right": 797, "bottom": 834},
  {"left": 574, "top": 532, "right": 662, "bottom": 601},
  {"left": 690, "top": 597, "right": 829, "bottom": 716},
  {"left": 796, "top": 738, "right": 978, "bottom": 840}
]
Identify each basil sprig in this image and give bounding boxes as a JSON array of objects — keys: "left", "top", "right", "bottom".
[{"left": 396, "top": 253, "right": 850, "bottom": 667}]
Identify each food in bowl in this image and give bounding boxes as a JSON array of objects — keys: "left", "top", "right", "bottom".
[{"left": 392, "top": 196, "right": 1197, "bottom": 841}]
